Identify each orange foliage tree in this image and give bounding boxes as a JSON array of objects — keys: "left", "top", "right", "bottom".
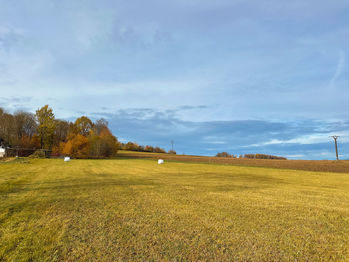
[
  {"left": 61, "top": 134, "right": 89, "bottom": 158},
  {"left": 60, "top": 116, "right": 119, "bottom": 159}
]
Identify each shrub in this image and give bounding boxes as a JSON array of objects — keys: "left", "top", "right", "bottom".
[
  {"left": 216, "top": 152, "right": 231, "bottom": 157},
  {"left": 28, "top": 150, "right": 46, "bottom": 158},
  {"left": 243, "top": 154, "right": 287, "bottom": 160},
  {"left": 154, "top": 147, "right": 166, "bottom": 153}
]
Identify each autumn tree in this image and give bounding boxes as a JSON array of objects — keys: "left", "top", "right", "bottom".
[
  {"left": 144, "top": 145, "right": 154, "bottom": 152},
  {"left": 73, "top": 116, "right": 94, "bottom": 136},
  {"left": 95, "top": 118, "right": 108, "bottom": 135},
  {"left": 0, "top": 109, "right": 16, "bottom": 146},
  {"left": 30, "top": 134, "right": 41, "bottom": 148},
  {"left": 153, "top": 147, "right": 166, "bottom": 153},
  {"left": 14, "top": 111, "right": 37, "bottom": 148},
  {"left": 88, "top": 120, "right": 119, "bottom": 158},
  {"left": 54, "top": 120, "right": 70, "bottom": 144},
  {"left": 59, "top": 116, "right": 119, "bottom": 158},
  {"left": 216, "top": 152, "right": 231, "bottom": 157},
  {"left": 124, "top": 142, "right": 140, "bottom": 151},
  {"left": 36, "top": 105, "right": 56, "bottom": 149},
  {"left": 62, "top": 134, "right": 89, "bottom": 158},
  {"left": 98, "top": 127, "right": 118, "bottom": 157}
]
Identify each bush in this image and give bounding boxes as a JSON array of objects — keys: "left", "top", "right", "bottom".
[
  {"left": 243, "top": 154, "right": 287, "bottom": 160},
  {"left": 28, "top": 150, "right": 46, "bottom": 158},
  {"left": 168, "top": 150, "right": 177, "bottom": 154},
  {"left": 153, "top": 147, "right": 166, "bottom": 153},
  {"left": 216, "top": 152, "right": 231, "bottom": 157}
]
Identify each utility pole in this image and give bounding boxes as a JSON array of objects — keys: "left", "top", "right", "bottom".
[
  {"left": 171, "top": 140, "right": 174, "bottom": 151},
  {"left": 330, "top": 136, "right": 340, "bottom": 160}
]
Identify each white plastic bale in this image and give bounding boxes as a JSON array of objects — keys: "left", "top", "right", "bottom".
[
  {"left": 64, "top": 157, "right": 71, "bottom": 162},
  {"left": 0, "top": 147, "right": 5, "bottom": 158},
  {"left": 158, "top": 159, "right": 164, "bottom": 164}
]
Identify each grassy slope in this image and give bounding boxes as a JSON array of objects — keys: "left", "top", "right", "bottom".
[{"left": 0, "top": 158, "right": 349, "bottom": 261}]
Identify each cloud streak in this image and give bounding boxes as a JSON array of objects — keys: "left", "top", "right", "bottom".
[{"left": 329, "top": 50, "right": 345, "bottom": 89}]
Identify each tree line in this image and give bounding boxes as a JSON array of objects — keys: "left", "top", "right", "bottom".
[
  {"left": 216, "top": 152, "right": 287, "bottom": 160},
  {"left": 119, "top": 141, "right": 176, "bottom": 154},
  {"left": 0, "top": 105, "right": 178, "bottom": 158},
  {"left": 0, "top": 105, "right": 119, "bottom": 158}
]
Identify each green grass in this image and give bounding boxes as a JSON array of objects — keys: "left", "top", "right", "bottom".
[{"left": 0, "top": 158, "right": 349, "bottom": 261}]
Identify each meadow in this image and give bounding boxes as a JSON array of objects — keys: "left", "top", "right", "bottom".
[
  {"left": 118, "top": 150, "right": 349, "bottom": 173},
  {"left": 1, "top": 157, "right": 349, "bottom": 261}
]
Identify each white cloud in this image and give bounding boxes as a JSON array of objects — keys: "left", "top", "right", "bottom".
[
  {"left": 246, "top": 130, "right": 349, "bottom": 148},
  {"left": 284, "top": 154, "right": 305, "bottom": 159}
]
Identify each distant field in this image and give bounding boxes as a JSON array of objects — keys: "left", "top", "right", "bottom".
[
  {"left": 118, "top": 150, "right": 349, "bottom": 173},
  {"left": 1, "top": 158, "right": 349, "bottom": 261}
]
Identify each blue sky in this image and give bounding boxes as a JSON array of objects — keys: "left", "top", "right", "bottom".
[{"left": 1, "top": 0, "right": 349, "bottom": 159}]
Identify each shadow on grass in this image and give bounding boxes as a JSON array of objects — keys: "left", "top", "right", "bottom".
[{"left": 2, "top": 176, "right": 157, "bottom": 194}]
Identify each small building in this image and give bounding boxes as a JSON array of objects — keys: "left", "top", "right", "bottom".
[{"left": 0, "top": 146, "right": 5, "bottom": 158}]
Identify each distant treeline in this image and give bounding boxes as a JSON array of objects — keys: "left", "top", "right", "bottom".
[
  {"left": 216, "top": 152, "right": 287, "bottom": 160},
  {"left": 0, "top": 105, "right": 173, "bottom": 158},
  {"left": 120, "top": 142, "right": 176, "bottom": 154},
  {"left": 244, "top": 154, "right": 287, "bottom": 160}
]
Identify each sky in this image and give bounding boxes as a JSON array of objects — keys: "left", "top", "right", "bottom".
[{"left": 0, "top": 0, "right": 349, "bottom": 159}]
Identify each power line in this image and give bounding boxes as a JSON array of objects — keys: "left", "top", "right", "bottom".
[{"left": 330, "top": 136, "right": 340, "bottom": 160}]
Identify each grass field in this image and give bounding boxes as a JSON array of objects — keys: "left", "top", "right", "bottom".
[
  {"left": 1, "top": 158, "right": 349, "bottom": 261},
  {"left": 118, "top": 150, "right": 349, "bottom": 173}
]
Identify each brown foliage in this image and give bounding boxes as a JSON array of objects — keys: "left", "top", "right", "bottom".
[
  {"left": 73, "top": 116, "right": 94, "bottom": 136},
  {"left": 61, "top": 120, "right": 119, "bottom": 159},
  {"left": 62, "top": 134, "right": 89, "bottom": 158},
  {"left": 36, "top": 105, "right": 56, "bottom": 149},
  {"left": 30, "top": 134, "right": 41, "bottom": 148},
  {"left": 216, "top": 152, "right": 231, "bottom": 157}
]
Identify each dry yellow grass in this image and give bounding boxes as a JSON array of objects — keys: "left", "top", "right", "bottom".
[
  {"left": 0, "top": 158, "right": 349, "bottom": 261},
  {"left": 118, "top": 150, "right": 349, "bottom": 173}
]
